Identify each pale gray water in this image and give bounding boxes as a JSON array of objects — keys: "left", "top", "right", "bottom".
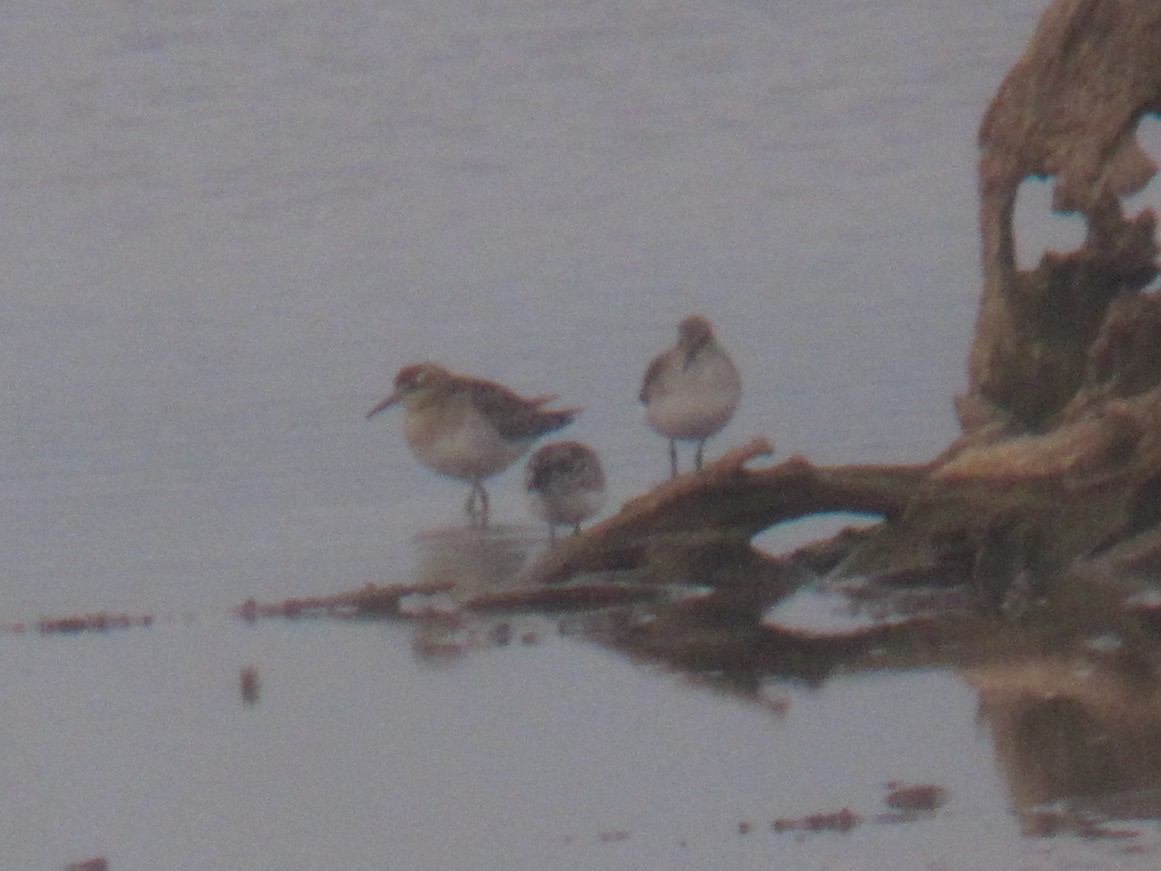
[{"left": 4, "top": 0, "right": 1161, "bottom": 867}]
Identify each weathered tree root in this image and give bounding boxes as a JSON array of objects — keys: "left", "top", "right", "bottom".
[
  {"left": 965, "top": 0, "right": 1161, "bottom": 435},
  {"left": 523, "top": 438, "right": 928, "bottom": 587}
]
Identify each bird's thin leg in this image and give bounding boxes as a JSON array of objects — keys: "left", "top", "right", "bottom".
[
  {"left": 476, "top": 481, "right": 490, "bottom": 528},
  {"left": 694, "top": 439, "right": 706, "bottom": 471},
  {"left": 669, "top": 438, "right": 678, "bottom": 479},
  {"left": 464, "top": 486, "right": 479, "bottom": 524},
  {"left": 464, "top": 480, "right": 489, "bottom": 527}
]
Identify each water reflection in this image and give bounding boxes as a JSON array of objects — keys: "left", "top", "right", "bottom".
[
  {"left": 409, "top": 524, "right": 550, "bottom": 661},
  {"left": 410, "top": 525, "right": 1161, "bottom": 844},
  {"left": 413, "top": 525, "right": 539, "bottom": 598},
  {"left": 971, "top": 657, "right": 1161, "bottom": 836},
  {"left": 230, "top": 513, "right": 1161, "bottom": 857}
]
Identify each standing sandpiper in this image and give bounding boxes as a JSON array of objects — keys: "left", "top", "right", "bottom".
[
  {"left": 524, "top": 440, "right": 607, "bottom": 540},
  {"left": 367, "top": 362, "right": 578, "bottom": 526},
  {"left": 639, "top": 315, "right": 741, "bottom": 477}
]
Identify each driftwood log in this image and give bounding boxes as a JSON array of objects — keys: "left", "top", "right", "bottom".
[{"left": 524, "top": 0, "right": 1161, "bottom": 636}]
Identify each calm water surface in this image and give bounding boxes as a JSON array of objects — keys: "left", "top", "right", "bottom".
[{"left": 4, "top": 0, "right": 1160, "bottom": 867}]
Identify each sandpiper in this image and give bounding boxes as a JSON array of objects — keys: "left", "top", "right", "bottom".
[
  {"left": 524, "top": 440, "right": 607, "bottom": 540},
  {"left": 639, "top": 315, "right": 741, "bottom": 477},
  {"left": 367, "top": 362, "right": 578, "bottom": 525}
]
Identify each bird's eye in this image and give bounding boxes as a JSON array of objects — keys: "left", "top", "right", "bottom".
[{"left": 399, "top": 366, "right": 425, "bottom": 389}]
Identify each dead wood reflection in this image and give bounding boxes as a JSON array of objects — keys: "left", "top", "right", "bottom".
[
  {"left": 234, "top": 520, "right": 1161, "bottom": 843},
  {"left": 971, "top": 657, "right": 1161, "bottom": 838}
]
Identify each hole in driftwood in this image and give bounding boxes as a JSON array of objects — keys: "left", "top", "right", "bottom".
[
  {"left": 1128, "top": 114, "right": 1161, "bottom": 222},
  {"left": 1013, "top": 176, "right": 1087, "bottom": 271}
]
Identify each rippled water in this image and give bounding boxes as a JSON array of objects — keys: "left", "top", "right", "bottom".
[{"left": 4, "top": 0, "right": 1160, "bottom": 867}]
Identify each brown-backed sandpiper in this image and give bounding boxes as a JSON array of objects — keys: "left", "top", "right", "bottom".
[{"left": 367, "top": 362, "right": 578, "bottom": 525}]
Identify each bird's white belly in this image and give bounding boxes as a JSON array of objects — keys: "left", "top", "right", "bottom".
[
  {"left": 646, "top": 357, "right": 741, "bottom": 441},
  {"left": 405, "top": 406, "right": 528, "bottom": 480},
  {"left": 528, "top": 485, "right": 606, "bottom": 527}
]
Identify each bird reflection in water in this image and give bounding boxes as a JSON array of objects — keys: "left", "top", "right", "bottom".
[
  {"left": 408, "top": 524, "right": 541, "bottom": 661},
  {"left": 413, "top": 525, "right": 534, "bottom": 596}
]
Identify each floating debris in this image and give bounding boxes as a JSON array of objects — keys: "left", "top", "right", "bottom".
[
  {"left": 38, "top": 613, "right": 152, "bottom": 635},
  {"left": 240, "top": 666, "right": 261, "bottom": 705},
  {"left": 884, "top": 782, "right": 948, "bottom": 813},
  {"left": 772, "top": 787, "right": 947, "bottom": 838},
  {"left": 238, "top": 581, "right": 454, "bottom": 622},
  {"left": 65, "top": 858, "right": 107, "bottom": 871},
  {"left": 597, "top": 830, "right": 631, "bottom": 843},
  {"left": 874, "top": 782, "right": 950, "bottom": 823},
  {"left": 772, "top": 807, "right": 863, "bottom": 835}
]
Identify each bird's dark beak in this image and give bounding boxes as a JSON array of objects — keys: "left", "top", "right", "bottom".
[{"left": 365, "top": 390, "right": 401, "bottom": 420}]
